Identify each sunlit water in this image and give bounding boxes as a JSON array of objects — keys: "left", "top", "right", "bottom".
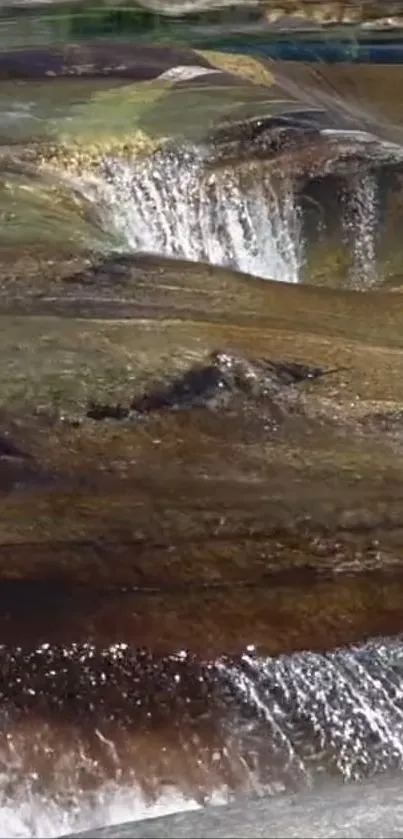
[
  {"left": 0, "top": 784, "right": 209, "bottom": 839},
  {"left": 77, "top": 141, "right": 384, "bottom": 286},
  {"left": 341, "top": 172, "right": 379, "bottom": 288},
  {"left": 2, "top": 54, "right": 403, "bottom": 839},
  {"left": 79, "top": 146, "right": 302, "bottom": 283},
  {"left": 0, "top": 78, "right": 398, "bottom": 288},
  {"left": 1, "top": 636, "right": 403, "bottom": 837}
]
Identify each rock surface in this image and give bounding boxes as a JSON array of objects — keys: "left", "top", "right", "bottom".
[
  {"left": 66, "top": 773, "right": 403, "bottom": 838},
  {"left": 0, "top": 252, "right": 403, "bottom": 653}
]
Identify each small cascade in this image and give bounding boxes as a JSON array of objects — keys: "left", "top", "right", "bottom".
[
  {"left": 341, "top": 172, "right": 380, "bottom": 289},
  {"left": 78, "top": 141, "right": 394, "bottom": 290},
  {"left": 218, "top": 636, "right": 403, "bottom": 787},
  {"left": 1, "top": 637, "right": 403, "bottom": 836},
  {"left": 80, "top": 146, "right": 303, "bottom": 284}
]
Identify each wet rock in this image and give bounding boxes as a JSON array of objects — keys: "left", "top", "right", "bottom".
[
  {"left": 3, "top": 236, "right": 403, "bottom": 660},
  {"left": 0, "top": 432, "right": 32, "bottom": 460},
  {"left": 5, "top": 636, "right": 403, "bottom": 825},
  {"left": 133, "top": 357, "right": 231, "bottom": 412},
  {"left": 88, "top": 0, "right": 403, "bottom": 28},
  {"left": 0, "top": 429, "right": 58, "bottom": 493},
  {"left": 66, "top": 773, "right": 403, "bottom": 839},
  {"left": 0, "top": 43, "right": 214, "bottom": 81},
  {"left": 207, "top": 114, "right": 321, "bottom": 164},
  {"left": 86, "top": 351, "right": 336, "bottom": 419},
  {"left": 4, "top": 44, "right": 403, "bottom": 831}
]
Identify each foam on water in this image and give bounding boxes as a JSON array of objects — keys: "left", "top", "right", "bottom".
[{"left": 0, "top": 781, "right": 211, "bottom": 839}]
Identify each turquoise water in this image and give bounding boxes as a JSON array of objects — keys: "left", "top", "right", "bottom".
[
  {"left": 2, "top": 3, "right": 403, "bottom": 63},
  {"left": 208, "top": 36, "right": 403, "bottom": 63}
]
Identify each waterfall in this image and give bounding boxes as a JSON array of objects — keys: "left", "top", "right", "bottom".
[
  {"left": 80, "top": 146, "right": 303, "bottom": 284},
  {"left": 341, "top": 172, "right": 379, "bottom": 289},
  {"left": 77, "top": 140, "right": 390, "bottom": 289},
  {"left": 217, "top": 636, "right": 403, "bottom": 787},
  {"left": 2, "top": 636, "right": 403, "bottom": 836}
]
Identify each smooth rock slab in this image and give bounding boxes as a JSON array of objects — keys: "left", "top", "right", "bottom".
[
  {"left": 66, "top": 773, "right": 403, "bottom": 838},
  {"left": 0, "top": 256, "right": 403, "bottom": 653}
]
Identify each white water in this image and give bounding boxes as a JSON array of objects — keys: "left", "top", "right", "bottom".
[
  {"left": 217, "top": 636, "right": 403, "bottom": 785},
  {"left": 341, "top": 172, "right": 379, "bottom": 289},
  {"left": 0, "top": 781, "right": 214, "bottom": 839},
  {"left": 2, "top": 636, "right": 403, "bottom": 837},
  {"left": 79, "top": 143, "right": 384, "bottom": 288},
  {"left": 80, "top": 148, "right": 302, "bottom": 284}
]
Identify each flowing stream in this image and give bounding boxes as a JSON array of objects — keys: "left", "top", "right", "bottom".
[
  {"left": 80, "top": 149, "right": 302, "bottom": 283},
  {"left": 79, "top": 141, "right": 386, "bottom": 287},
  {"left": 1, "top": 636, "right": 403, "bottom": 837},
  {"left": 2, "top": 26, "right": 403, "bottom": 839}
]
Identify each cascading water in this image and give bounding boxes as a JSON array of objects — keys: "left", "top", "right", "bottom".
[
  {"left": 0, "top": 782, "right": 206, "bottom": 839},
  {"left": 218, "top": 636, "right": 403, "bottom": 786},
  {"left": 3, "top": 636, "right": 403, "bottom": 837},
  {"left": 341, "top": 172, "right": 379, "bottom": 289},
  {"left": 80, "top": 146, "right": 303, "bottom": 284},
  {"left": 77, "top": 140, "right": 391, "bottom": 289}
]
